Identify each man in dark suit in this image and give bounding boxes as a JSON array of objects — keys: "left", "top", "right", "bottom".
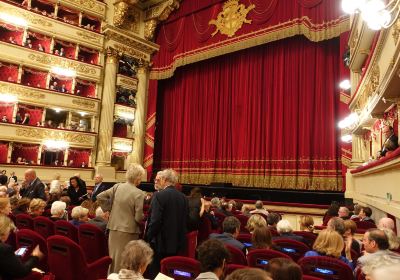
[
  {"left": 20, "top": 169, "right": 46, "bottom": 200},
  {"left": 379, "top": 126, "right": 399, "bottom": 157},
  {"left": 91, "top": 173, "right": 107, "bottom": 201},
  {"left": 145, "top": 169, "right": 189, "bottom": 278}
]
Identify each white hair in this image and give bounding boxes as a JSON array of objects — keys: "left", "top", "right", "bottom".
[
  {"left": 71, "top": 206, "right": 89, "bottom": 219},
  {"left": 51, "top": 201, "right": 66, "bottom": 215},
  {"left": 125, "top": 164, "right": 145, "bottom": 184},
  {"left": 362, "top": 254, "right": 400, "bottom": 278},
  {"left": 277, "top": 219, "right": 293, "bottom": 234},
  {"left": 95, "top": 206, "right": 104, "bottom": 217},
  {"left": 158, "top": 169, "right": 178, "bottom": 185}
]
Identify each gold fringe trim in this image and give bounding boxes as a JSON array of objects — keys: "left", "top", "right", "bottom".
[
  {"left": 178, "top": 173, "right": 343, "bottom": 191},
  {"left": 143, "top": 155, "right": 154, "bottom": 168},
  {"left": 162, "top": 158, "right": 341, "bottom": 162},
  {"left": 145, "top": 135, "right": 154, "bottom": 148},
  {"left": 340, "top": 92, "right": 351, "bottom": 104},
  {"left": 150, "top": 16, "right": 350, "bottom": 80},
  {"left": 341, "top": 155, "right": 351, "bottom": 167},
  {"left": 146, "top": 113, "right": 156, "bottom": 128}
]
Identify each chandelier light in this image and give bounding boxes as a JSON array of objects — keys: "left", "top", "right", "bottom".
[
  {"left": 43, "top": 140, "right": 69, "bottom": 150},
  {"left": 341, "top": 0, "right": 400, "bottom": 30},
  {"left": 0, "top": 13, "right": 27, "bottom": 27},
  {"left": 113, "top": 143, "right": 133, "bottom": 153},
  {"left": 339, "top": 79, "right": 351, "bottom": 90},
  {"left": 51, "top": 66, "right": 76, "bottom": 77},
  {"left": 0, "top": 93, "right": 18, "bottom": 103},
  {"left": 338, "top": 113, "right": 359, "bottom": 129}
]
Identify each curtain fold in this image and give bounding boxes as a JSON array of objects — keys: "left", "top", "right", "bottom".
[
  {"left": 153, "top": 36, "right": 342, "bottom": 191},
  {"left": 0, "top": 142, "right": 8, "bottom": 163}
]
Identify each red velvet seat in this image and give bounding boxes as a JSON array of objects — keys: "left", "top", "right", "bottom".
[
  {"left": 178, "top": 230, "right": 198, "bottom": 259},
  {"left": 16, "top": 229, "right": 48, "bottom": 271},
  {"left": 355, "top": 221, "right": 376, "bottom": 234},
  {"left": 303, "top": 275, "right": 324, "bottom": 280},
  {"left": 15, "top": 214, "right": 34, "bottom": 230},
  {"left": 225, "top": 244, "right": 247, "bottom": 265},
  {"left": 33, "top": 216, "right": 55, "bottom": 239},
  {"left": 160, "top": 256, "right": 200, "bottom": 280},
  {"left": 225, "top": 264, "right": 248, "bottom": 276},
  {"left": 54, "top": 220, "right": 79, "bottom": 243},
  {"left": 298, "top": 256, "right": 354, "bottom": 280},
  {"left": 273, "top": 238, "right": 310, "bottom": 262},
  {"left": 293, "top": 231, "right": 317, "bottom": 248},
  {"left": 235, "top": 214, "right": 250, "bottom": 233},
  {"left": 47, "top": 235, "right": 111, "bottom": 280},
  {"left": 246, "top": 249, "right": 292, "bottom": 269},
  {"left": 78, "top": 224, "right": 108, "bottom": 263},
  {"left": 237, "top": 233, "right": 251, "bottom": 244},
  {"left": 198, "top": 216, "right": 215, "bottom": 244}
]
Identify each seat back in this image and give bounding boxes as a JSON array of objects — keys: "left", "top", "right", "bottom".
[
  {"left": 355, "top": 221, "right": 376, "bottom": 233},
  {"left": 33, "top": 216, "right": 55, "bottom": 239},
  {"left": 273, "top": 238, "right": 310, "bottom": 262},
  {"left": 15, "top": 214, "right": 34, "bottom": 230},
  {"left": 54, "top": 220, "right": 79, "bottom": 243},
  {"left": 16, "top": 229, "right": 48, "bottom": 271},
  {"left": 293, "top": 231, "right": 317, "bottom": 248},
  {"left": 247, "top": 249, "right": 292, "bottom": 269},
  {"left": 198, "top": 216, "right": 213, "bottom": 244},
  {"left": 178, "top": 231, "right": 198, "bottom": 259},
  {"left": 78, "top": 223, "right": 108, "bottom": 263},
  {"left": 47, "top": 235, "right": 89, "bottom": 280},
  {"left": 235, "top": 214, "right": 250, "bottom": 233},
  {"left": 302, "top": 275, "right": 324, "bottom": 280},
  {"left": 225, "top": 244, "right": 247, "bottom": 265},
  {"left": 225, "top": 264, "right": 248, "bottom": 277},
  {"left": 298, "top": 256, "right": 354, "bottom": 280},
  {"left": 237, "top": 233, "right": 251, "bottom": 245},
  {"left": 160, "top": 256, "right": 200, "bottom": 280}
]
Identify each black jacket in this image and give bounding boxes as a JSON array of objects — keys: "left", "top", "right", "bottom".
[
  {"left": 0, "top": 242, "right": 39, "bottom": 280},
  {"left": 20, "top": 177, "right": 46, "bottom": 200},
  {"left": 91, "top": 183, "right": 108, "bottom": 201},
  {"left": 67, "top": 185, "right": 88, "bottom": 206},
  {"left": 381, "top": 134, "right": 399, "bottom": 156}
]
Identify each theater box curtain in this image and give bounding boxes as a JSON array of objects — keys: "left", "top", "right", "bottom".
[{"left": 153, "top": 36, "right": 343, "bottom": 191}]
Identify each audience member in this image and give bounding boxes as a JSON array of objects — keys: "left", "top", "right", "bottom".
[
  {"left": 377, "top": 217, "right": 399, "bottom": 250},
  {"left": 241, "top": 205, "right": 251, "bottom": 217},
  {"left": 343, "top": 219, "right": 361, "bottom": 253},
  {"left": 251, "top": 226, "right": 278, "bottom": 250},
  {"left": 108, "top": 240, "right": 153, "bottom": 280},
  {"left": 145, "top": 169, "right": 188, "bottom": 278},
  {"left": 49, "top": 173, "right": 62, "bottom": 194},
  {"left": 203, "top": 201, "right": 219, "bottom": 230},
  {"left": 88, "top": 206, "right": 109, "bottom": 232},
  {"left": 195, "top": 239, "right": 229, "bottom": 280},
  {"left": 299, "top": 215, "right": 314, "bottom": 232},
  {"left": 210, "top": 197, "right": 221, "bottom": 209},
  {"left": 50, "top": 201, "right": 67, "bottom": 221},
  {"left": 1, "top": 115, "right": 8, "bottom": 123},
  {"left": 358, "top": 229, "right": 393, "bottom": 266},
  {"left": 350, "top": 204, "right": 362, "bottom": 220},
  {"left": 67, "top": 176, "right": 88, "bottom": 206},
  {"left": 327, "top": 217, "right": 345, "bottom": 235},
  {"left": 22, "top": 113, "right": 30, "bottom": 125},
  {"left": 8, "top": 36, "right": 16, "bottom": 44},
  {"left": 338, "top": 206, "right": 350, "bottom": 220},
  {"left": 12, "top": 198, "right": 31, "bottom": 215},
  {"left": 267, "top": 212, "right": 281, "bottom": 232},
  {"left": 250, "top": 200, "right": 269, "bottom": 216},
  {"left": 361, "top": 254, "right": 400, "bottom": 280},
  {"left": 98, "top": 164, "right": 145, "bottom": 274},
  {"left": 70, "top": 206, "right": 89, "bottom": 227},
  {"left": 0, "top": 198, "right": 11, "bottom": 216},
  {"left": 37, "top": 43, "right": 45, "bottom": 52},
  {"left": 0, "top": 215, "right": 43, "bottom": 279},
  {"left": 304, "top": 229, "right": 353, "bottom": 269},
  {"left": 359, "top": 207, "right": 375, "bottom": 224},
  {"left": 266, "top": 258, "right": 302, "bottom": 280},
  {"left": 246, "top": 214, "right": 267, "bottom": 233},
  {"left": 217, "top": 201, "right": 234, "bottom": 217},
  {"left": 378, "top": 217, "right": 395, "bottom": 230},
  {"left": 20, "top": 169, "right": 46, "bottom": 200},
  {"left": 275, "top": 220, "right": 305, "bottom": 243},
  {"left": 188, "top": 187, "right": 205, "bottom": 231},
  {"left": 15, "top": 112, "right": 22, "bottom": 124},
  {"left": 29, "top": 198, "right": 46, "bottom": 217},
  {"left": 91, "top": 173, "right": 107, "bottom": 201},
  {"left": 209, "top": 216, "right": 245, "bottom": 252},
  {"left": 9, "top": 172, "right": 17, "bottom": 184},
  {"left": 225, "top": 268, "right": 271, "bottom": 280},
  {"left": 379, "top": 126, "right": 399, "bottom": 158}
]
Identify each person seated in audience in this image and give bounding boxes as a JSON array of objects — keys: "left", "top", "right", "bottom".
[
  {"left": 81, "top": 161, "right": 86, "bottom": 167},
  {"left": 362, "top": 254, "right": 400, "bottom": 280},
  {"left": 15, "top": 112, "right": 22, "bottom": 124},
  {"left": 84, "top": 23, "right": 91, "bottom": 29},
  {"left": 210, "top": 197, "right": 221, "bottom": 209},
  {"left": 225, "top": 268, "right": 272, "bottom": 280},
  {"left": 45, "top": 120, "right": 54, "bottom": 128},
  {"left": 246, "top": 214, "right": 267, "bottom": 234},
  {"left": 108, "top": 240, "right": 153, "bottom": 280},
  {"left": 195, "top": 239, "right": 229, "bottom": 280},
  {"left": 59, "top": 47, "right": 65, "bottom": 57},
  {"left": 358, "top": 229, "right": 395, "bottom": 267},
  {"left": 8, "top": 36, "right": 16, "bottom": 44},
  {"left": 338, "top": 206, "right": 350, "bottom": 220},
  {"left": 49, "top": 173, "right": 62, "bottom": 194},
  {"left": 24, "top": 39, "right": 32, "bottom": 49},
  {"left": 209, "top": 216, "right": 245, "bottom": 252},
  {"left": 251, "top": 226, "right": 279, "bottom": 251},
  {"left": 378, "top": 126, "right": 399, "bottom": 158},
  {"left": 0, "top": 215, "right": 44, "bottom": 280},
  {"left": 378, "top": 217, "right": 395, "bottom": 230},
  {"left": 57, "top": 122, "right": 65, "bottom": 129},
  {"left": 188, "top": 187, "right": 205, "bottom": 231},
  {"left": 266, "top": 258, "right": 302, "bottom": 280},
  {"left": 49, "top": 81, "right": 58, "bottom": 91},
  {"left": 1, "top": 115, "right": 8, "bottom": 123},
  {"left": 37, "top": 43, "right": 45, "bottom": 52},
  {"left": 59, "top": 195, "right": 71, "bottom": 207},
  {"left": 22, "top": 113, "right": 30, "bottom": 125},
  {"left": 88, "top": 206, "right": 108, "bottom": 232},
  {"left": 377, "top": 218, "right": 399, "bottom": 250},
  {"left": 299, "top": 215, "right": 314, "bottom": 233},
  {"left": 68, "top": 159, "right": 74, "bottom": 166},
  {"left": 383, "top": 140, "right": 398, "bottom": 156},
  {"left": 29, "top": 198, "right": 46, "bottom": 217},
  {"left": 250, "top": 200, "right": 269, "bottom": 216},
  {"left": 50, "top": 201, "right": 67, "bottom": 221},
  {"left": 216, "top": 201, "right": 233, "bottom": 217},
  {"left": 359, "top": 207, "right": 375, "bottom": 224},
  {"left": 70, "top": 205, "right": 89, "bottom": 227},
  {"left": 60, "top": 84, "right": 67, "bottom": 93},
  {"left": 0, "top": 197, "right": 11, "bottom": 216},
  {"left": 41, "top": 10, "right": 47, "bottom": 16},
  {"left": 203, "top": 201, "right": 219, "bottom": 230},
  {"left": 12, "top": 197, "right": 31, "bottom": 215},
  {"left": 67, "top": 176, "right": 87, "bottom": 205},
  {"left": 275, "top": 220, "right": 305, "bottom": 243},
  {"left": 350, "top": 204, "right": 362, "bottom": 220},
  {"left": 343, "top": 219, "right": 361, "bottom": 254},
  {"left": 53, "top": 49, "right": 60, "bottom": 56},
  {"left": 267, "top": 212, "right": 281, "bottom": 232},
  {"left": 304, "top": 229, "right": 354, "bottom": 269},
  {"left": 241, "top": 204, "right": 251, "bottom": 217}
]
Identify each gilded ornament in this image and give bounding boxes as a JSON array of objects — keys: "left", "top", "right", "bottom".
[
  {"left": 113, "top": 1, "right": 130, "bottom": 27},
  {"left": 349, "top": 28, "right": 359, "bottom": 54},
  {"left": 65, "top": 0, "right": 105, "bottom": 14},
  {"left": 0, "top": 83, "right": 45, "bottom": 100},
  {"left": 209, "top": 0, "right": 255, "bottom": 38},
  {"left": 28, "top": 54, "right": 97, "bottom": 75},
  {"left": 392, "top": 17, "right": 400, "bottom": 44},
  {"left": 72, "top": 99, "right": 96, "bottom": 109},
  {"left": 15, "top": 128, "right": 93, "bottom": 144},
  {"left": 119, "top": 77, "right": 138, "bottom": 89},
  {"left": 144, "top": 19, "right": 158, "bottom": 41},
  {"left": 365, "top": 65, "right": 380, "bottom": 97},
  {"left": 76, "top": 31, "right": 102, "bottom": 44},
  {"left": 113, "top": 43, "right": 148, "bottom": 60}
]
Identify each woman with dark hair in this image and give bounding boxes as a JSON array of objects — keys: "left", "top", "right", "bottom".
[
  {"left": 188, "top": 187, "right": 205, "bottom": 231},
  {"left": 67, "top": 176, "right": 87, "bottom": 206},
  {"left": 250, "top": 226, "right": 279, "bottom": 251},
  {"left": 266, "top": 258, "right": 302, "bottom": 280}
]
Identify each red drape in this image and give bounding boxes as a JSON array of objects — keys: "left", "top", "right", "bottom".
[
  {"left": 0, "top": 62, "right": 19, "bottom": 82},
  {"left": 11, "top": 143, "right": 39, "bottom": 164},
  {"left": 75, "top": 79, "right": 96, "bottom": 97},
  {"left": 67, "top": 148, "right": 90, "bottom": 167},
  {"left": 153, "top": 36, "right": 342, "bottom": 191},
  {"left": 78, "top": 46, "right": 99, "bottom": 65},
  {"left": 113, "top": 123, "right": 128, "bottom": 138},
  {"left": 21, "top": 68, "right": 47, "bottom": 88},
  {"left": 0, "top": 142, "right": 8, "bottom": 163},
  {"left": 54, "top": 40, "right": 76, "bottom": 59},
  {"left": 0, "top": 24, "right": 24, "bottom": 45},
  {"left": 0, "top": 102, "right": 14, "bottom": 122},
  {"left": 144, "top": 80, "right": 158, "bottom": 180},
  {"left": 17, "top": 105, "right": 43, "bottom": 125},
  {"left": 28, "top": 31, "right": 51, "bottom": 53}
]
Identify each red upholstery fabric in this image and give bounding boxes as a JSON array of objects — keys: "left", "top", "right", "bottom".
[
  {"left": 47, "top": 235, "right": 111, "bottom": 280},
  {"left": 11, "top": 143, "right": 39, "bottom": 164},
  {"left": 247, "top": 249, "right": 292, "bottom": 269},
  {"left": 113, "top": 123, "right": 128, "bottom": 138},
  {"left": 302, "top": 276, "right": 324, "bottom": 280},
  {"left": 15, "top": 214, "right": 34, "bottom": 230},
  {"left": 0, "top": 24, "right": 24, "bottom": 45},
  {"left": 28, "top": 31, "right": 51, "bottom": 53},
  {"left": 78, "top": 47, "right": 99, "bottom": 65},
  {"left": 14, "top": 271, "right": 45, "bottom": 280},
  {"left": 21, "top": 68, "right": 47, "bottom": 88},
  {"left": 0, "top": 62, "right": 19, "bottom": 82},
  {"left": 0, "top": 102, "right": 14, "bottom": 123},
  {"left": 160, "top": 256, "right": 200, "bottom": 280},
  {"left": 293, "top": 231, "right": 317, "bottom": 248},
  {"left": 198, "top": 216, "right": 214, "bottom": 244},
  {"left": 16, "top": 229, "right": 48, "bottom": 271},
  {"left": 67, "top": 148, "right": 90, "bottom": 168},
  {"left": 298, "top": 256, "right": 354, "bottom": 280},
  {"left": 235, "top": 214, "right": 249, "bottom": 233},
  {"left": 225, "top": 264, "right": 248, "bottom": 277},
  {"left": 0, "top": 142, "right": 9, "bottom": 163},
  {"left": 273, "top": 238, "right": 310, "bottom": 262},
  {"left": 54, "top": 220, "right": 79, "bottom": 243},
  {"left": 355, "top": 221, "right": 376, "bottom": 234},
  {"left": 178, "top": 231, "right": 198, "bottom": 259},
  {"left": 75, "top": 79, "right": 96, "bottom": 97},
  {"left": 33, "top": 216, "right": 55, "bottom": 239},
  {"left": 225, "top": 244, "right": 247, "bottom": 265},
  {"left": 78, "top": 224, "right": 108, "bottom": 263},
  {"left": 237, "top": 233, "right": 251, "bottom": 244},
  {"left": 351, "top": 147, "right": 400, "bottom": 174}
]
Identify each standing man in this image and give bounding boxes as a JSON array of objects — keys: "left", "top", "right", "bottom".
[
  {"left": 20, "top": 169, "right": 46, "bottom": 200},
  {"left": 97, "top": 164, "right": 145, "bottom": 274},
  {"left": 91, "top": 173, "right": 107, "bottom": 201},
  {"left": 145, "top": 169, "right": 189, "bottom": 278}
]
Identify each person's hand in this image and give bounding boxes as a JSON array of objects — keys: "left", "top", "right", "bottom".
[
  {"left": 344, "top": 236, "right": 352, "bottom": 251},
  {"left": 31, "top": 245, "right": 44, "bottom": 259},
  {"left": 200, "top": 198, "right": 205, "bottom": 205}
]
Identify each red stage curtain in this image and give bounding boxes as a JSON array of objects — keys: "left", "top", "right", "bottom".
[
  {"left": 0, "top": 62, "right": 19, "bottom": 82},
  {"left": 144, "top": 80, "right": 158, "bottom": 180},
  {"left": 153, "top": 36, "right": 342, "bottom": 191},
  {"left": 0, "top": 142, "right": 8, "bottom": 163},
  {"left": 113, "top": 123, "right": 128, "bottom": 138},
  {"left": 0, "top": 102, "right": 14, "bottom": 122},
  {"left": 11, "top": 143, "right": 39, "bottom": 164},
  {"left": 67, "top": 148, "right": 90, "bottom": 167}
]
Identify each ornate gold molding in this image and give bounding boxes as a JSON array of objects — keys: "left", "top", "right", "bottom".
[
  {"left": 106, "top": 47, "right": 120, "bottom": 64},
  {"left": 392, "top": 17, "right": 400, "bottom": 45},
  {"left": 113, "top": 0, "right": 139, "bottom": 27},
  {"left": 28, "top": 54, "right": 97, "bottom": 75},
  {"left": 64, "top": 0, "right": 106, "bottom": 15},
  {"left": 138, "top": 59, "right": 150, "bottom": 74},
  {"left": 115, "top": 105, "right": 136, "bottom": 116},
  {"left": 144, "top": 19, "right": 158, "bottom": 41},
  {"left": 349, "top": 28, "right": 359, "bottom": 54},
  {"left": 76, "top": 31, "right": 102, "bottom": 45},
  {"left": 72, "top": 99, "right": 96, "bottom": 109},
  {"left": 0, "top": 83, "right": 45, "bottom": 100},
  {"left": 114, "top": 43, "right": 148, "bottom": 60},
  {"left": 16, "top": 128, "right": 93, "bottom": 144},
  {"left": 209, "top": 0, "right": 255, "bottom": 38},
  {"left": 117, "top": 75, "right": 138, "bottom": 90},
  {"left": 365, "top": 65, "right": 380, "bottom": 97}
]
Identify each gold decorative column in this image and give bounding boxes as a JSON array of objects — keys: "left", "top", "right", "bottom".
[
  {"left": 397, "top": 101, "right": 400, "bottom": 146},
  {"left": 7, "top": 142, "right": 13, "bottom": 164},
  {"left": 96, "top": 48, "right": 119, "bottom": 170},
  {"left": 351, "top": 134, "right": 365, "bottom": 168},
  {"left": 130, "top": 60, "right": 149, "bottom": 165}
]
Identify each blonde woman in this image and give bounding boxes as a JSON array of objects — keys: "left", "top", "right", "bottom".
[
  {"left": 299, "top": 216, "right": 314, "bottom": 232},
  {"left": 0, "top": 197, "right": 11, "bottom": 216},
  {"left": 304, "top": 229, "right": 354, "bottom": 269},
  {"left": 70, "top": 206, "right": 89, "bottom": 227},
  {"left": 29, "top": 198, "right": 46, "bottom": 217},
  {"left": 246, "top": 214, "right": 267, "bottom": 233}
]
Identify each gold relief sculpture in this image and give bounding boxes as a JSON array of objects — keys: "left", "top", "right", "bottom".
[
  {"left": 76, "top": 31, "right": 102, "bottom": 44},
  {"left": 365, "top": 65, "right": 380, "bottom": 97},
  {"left": 119, "top": 77, "right": 138, "bottom": 88},
  {"left": 144, "top": 19, "right": 158, "bottom": 41},
  {"left": 106, "top": 47, "right": 120, "bottom": 64},
  {"left": 28, "top": 54, "right": 97, "bottom": 75},
  {"left": 209, "top": 0, "right": 255, "bottom": 38},
  {"left": 113, "top": 43, "right": 148, "bottom": 60},
  {"left": 120, "top": 8, "right": 140, "bottom": 34},
  {"left": 105, "top": 29, "right": 157, "bottom": 55},
  {"left": 72, "top": 99, "right": 96, "bottom": 109},
  {"left": 115, "top": 106, "right": 135, "bottom": 116},
  {"left": 0, "top": 83, "right": 45, "bottom": 100},
  {"left": 16, "top": 128, "right": 93, "bottom": 144},
  {"left": 392, "top": 18, "right": 400, "bottom": 44},
  {"left": 113, "top": 1, "right": 130, "bottom": 27},
  {"left": 65, "top": 0, "right": 105, "bottom": 14},
  {"left": 349, "top": 28, "right": 359, "bottom": 54}
]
